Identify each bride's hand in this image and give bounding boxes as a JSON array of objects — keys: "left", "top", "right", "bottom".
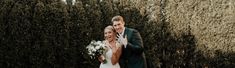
[{"left": 98, "top": 55, "right": 105, "bottom": 63}]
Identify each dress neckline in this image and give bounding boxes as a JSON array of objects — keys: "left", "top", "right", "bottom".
[{"left": 107, "top": 41, "right": 117, "bottom": 49}]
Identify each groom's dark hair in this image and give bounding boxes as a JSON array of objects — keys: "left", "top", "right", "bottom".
[{"left": 111, "top": 15, "right": 125, "bottom": 23}]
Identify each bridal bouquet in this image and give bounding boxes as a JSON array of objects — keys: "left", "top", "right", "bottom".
[{"left": 86, "top": 40, "right": 107, "bottom": 63}]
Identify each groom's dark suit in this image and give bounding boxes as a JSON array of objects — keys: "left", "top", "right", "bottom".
[{"left": 119, "top": 27, "right": 147, "bottom": 68}]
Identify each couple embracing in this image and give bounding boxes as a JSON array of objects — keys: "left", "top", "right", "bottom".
[{"left": 99, "top": 15, "right": 147, "bottom": 68}]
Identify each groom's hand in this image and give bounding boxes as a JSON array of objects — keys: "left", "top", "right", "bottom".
[{"left": 117, "top": 34, "right": 128, "bottom": 48}]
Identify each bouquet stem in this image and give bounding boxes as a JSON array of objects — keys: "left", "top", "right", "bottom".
[{"left": 101, "top": 55, "right": 107, "bottom": 64}]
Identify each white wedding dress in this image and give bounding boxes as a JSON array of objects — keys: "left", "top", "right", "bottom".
[{"left": 99, "top": 43, "right": 120, "bottom": 68}]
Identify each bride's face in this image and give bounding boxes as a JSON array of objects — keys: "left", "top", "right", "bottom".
[{"left": 104, "top": 29, "right": 115, "bottom": 42}]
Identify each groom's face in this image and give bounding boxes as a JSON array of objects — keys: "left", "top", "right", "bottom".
[{"left": 113, "top": 21, "right": 125, "bottom": 33}]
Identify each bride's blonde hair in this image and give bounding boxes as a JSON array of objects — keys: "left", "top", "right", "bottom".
[{"left": 104, "top": 25, "right": 116, "bottom": 33}]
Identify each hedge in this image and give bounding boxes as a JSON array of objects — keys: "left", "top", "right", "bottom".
[{"left": 0, "top": 0, "right": 234, "bottom": 68}]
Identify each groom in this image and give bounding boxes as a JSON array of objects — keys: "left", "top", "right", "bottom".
[{"left": 111, "top": 15, "right": 147, "bottom": 68}]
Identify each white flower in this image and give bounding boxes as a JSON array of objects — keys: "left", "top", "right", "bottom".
[{"left": 95, "top": 45, "right": 101, "bottom": 49}]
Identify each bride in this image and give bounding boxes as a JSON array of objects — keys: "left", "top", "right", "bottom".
[{"left": 99, "top": 26, "right": 122, "bottom": 68}]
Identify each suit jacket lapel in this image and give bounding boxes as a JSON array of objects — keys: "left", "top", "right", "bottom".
[{"left": 124, "top": 28, "right": 132, "bottom": 41}]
